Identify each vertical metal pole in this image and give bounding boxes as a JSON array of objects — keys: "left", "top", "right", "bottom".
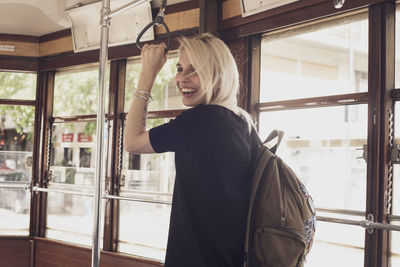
[{"left": 92, "top": 1, "right": 110, "bottom": 266}]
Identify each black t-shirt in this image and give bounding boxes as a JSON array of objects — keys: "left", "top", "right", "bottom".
[{"left": 149, "top": 104, "right": 260, "bottom": 267}]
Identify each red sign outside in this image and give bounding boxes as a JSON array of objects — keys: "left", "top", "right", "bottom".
[
  {"left": 62, "top": 133, "right": 74, "bottom": 142},
  {"left": 78, "top": 133, "right": 92, "bottom": 142}
]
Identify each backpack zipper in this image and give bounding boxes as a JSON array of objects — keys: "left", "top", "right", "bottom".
[{"left": 264, "top": 225, "right": 306, "bottom": 242}]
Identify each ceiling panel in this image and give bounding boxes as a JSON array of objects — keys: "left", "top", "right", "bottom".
[{"left": 0, "top": 0, "right": 189, "bottom": 37}]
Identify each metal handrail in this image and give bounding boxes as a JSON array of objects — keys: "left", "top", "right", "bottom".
[
  {"left": 19, "top": 185, "right": 400, "bottom": 220},
  {"left": 317, "top": 216, "right": 360, "bottom": 226},
  {"left": 32, "top": 186, "right": 93, "bottom": 197},
  {"left": 119, "top": 189, "right": 172, "bottom": 197},
  {"left": 316, "top": 207, "right": 365, "bottom": 217},
  {"left": 361, "top": 220, "right": 400, "bottom": 232},
  {"left": 32, "top": 186, "right": 171, "bottom": 205},
  {"left": 388, "top": 214, "right": 400, "bottom": 221},
  {"left": 0, "top": 183, "right": 30, "bottom": 190},
  {"left": 318, "top": 216, "right": 400, "bottom": 232},
  {"left": 103, "top": 194, "right": 171, "bottom": 205},
  {"left": 47, "top": 183, "right": 97, "bottom": 191}
]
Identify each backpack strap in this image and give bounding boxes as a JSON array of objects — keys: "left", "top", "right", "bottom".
[
  {"left": 243, "top": 146, "right": 275, "bottom": 267},
  {"left": 263, "top": 130, "right": 284, "bottom": 154}
]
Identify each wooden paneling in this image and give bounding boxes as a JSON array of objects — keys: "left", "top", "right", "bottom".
[
  {"left": 0, "top": 40, "right": 39, "bottom": 57},
  {"left": 222, "top": 0, "right": 242, "bottom": 20},
  {"left": 199, "top": 0, "right": 220, "bottom": 35},
  {"left": 38, "top": 33, "right": 192, "bottom": 71},
  {"left": 164, "top": 0, "right": 199, "bottom": 14},
  {"left": 39, "top": 29, "right": 72, "bottom": 43},
  {"left": 247, "top": 36, "right": 261, "bottom": 125},
  {"left": 0, "top": 34, "right": 39, "bottom": 43},
  {"left": 36, "top": 71, "right": 55, "bottom": 237},
  {"left": 220, "top": 0, "right": 388, "bottom": 41},
  {"left": 34, "top": 238, "right": 163, "bottom": 267},
  {"left": 221, "top": 0, "right": 324, "bottom": 29},
  {"left": 103, "top": 59, "right": 126, "bottom": 251},
  {"left": 30, "top": 71, "right": 46, "bottom": 237},
  {"left": 0, "top": 34, "right": 39, "bottom": 57},
  {"left": 0, "top": 55, "right": 38, "bottom": 71},
  {"left": 39, "top": 36, "right": 74, "bottom": 57},
  {"left": 365, "top": 2, "right": 395, "bottom": 267},
  {"left": 0, "top": 99, "right": 36, "bottom": 106},
  {"left": 35, "top": 238, "right": 91, "bottom": 267},
  {"left": 226, "top": 35, "right": 261, "bottom": 126},
  {"left": 226, "top": 37, "right": 250, "bottom": 110},
  {"left": 101, "top": 251, "right": 163, "bottom": 267},
  {"left": 155, "top": 8, "right": 200, "bottom": 35},
  {"left": 39, "top": 50, "right": 99, "bottom": 71},
  {"left": 0, "top": 237, "right": 31, "bottom": 267}
]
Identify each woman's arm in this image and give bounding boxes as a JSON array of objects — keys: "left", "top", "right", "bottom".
[{"left": 124, "top": 43, "right": 168, "bottom": 154}]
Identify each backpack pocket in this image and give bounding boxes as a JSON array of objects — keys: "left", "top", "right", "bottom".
[{"left": 253, "top": 226, "right": 306, "bottom": 267}]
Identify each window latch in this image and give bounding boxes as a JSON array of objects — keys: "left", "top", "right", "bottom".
[
  {"left": 333, "top": 0, "right": 345, "bottom": 9},
  {"left": 390, "top": 144, "right": 400, "bottom": 164},
  {"left": 356, "top": 144, "right": 368, "bottom": 162}
]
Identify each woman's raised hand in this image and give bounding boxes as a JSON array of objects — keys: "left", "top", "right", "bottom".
[{"left": 140, "top": 43, "right": 168, "bottom": 82}]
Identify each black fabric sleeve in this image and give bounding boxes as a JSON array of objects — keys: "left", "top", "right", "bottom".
[{"left": 149, "top": 106, "right": 199, "bottom": 153}]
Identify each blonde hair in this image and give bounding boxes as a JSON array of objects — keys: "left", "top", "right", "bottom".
[{"left": 177, "top": 33, "right": 254, "bottom": 127}]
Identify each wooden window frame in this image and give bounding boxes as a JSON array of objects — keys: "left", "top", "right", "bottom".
[{"left": 247, "top": 2, "right": 397, "bottom": 267}]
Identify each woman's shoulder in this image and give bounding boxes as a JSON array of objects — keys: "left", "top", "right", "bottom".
[
  {"left": 182, "top": 104, "right": 236, "bottom": 118},
  {"left": 183, "top": 104, "right": 250, "bottom": 132},
  {"left": 174, "top": 105, "right": 235, "bottom": 133}
]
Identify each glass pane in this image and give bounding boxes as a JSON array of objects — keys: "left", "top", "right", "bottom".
[
  {"left": 393, "top": 102, "right": 400, "bottom": 216},
  {"left": 46, "top": 120, "right": 106, "bottom": 245},
  {"left": 119, "top": 201, "right": 170, "bottom": 261},
  {"left": 305, "top": 221, "right": 364, "bottom": 266},
  {"left": 259, "top": 105, "right": 367, "bottom": 211},
  {"left": 121, "top": 118, "right": 175, "bottom": 194},
  {"left": 0, "top": 71, "right": 36, "bottom": 100},
  {"left": 125, "top": 54, "right": 185, "bottom": 112},
  {"left": 390, "top": 221, "right": 400, "bottom": 267},
  {"left": 50, "top": 121, "right": 96, "bottom": 184},
  {"left": 396, "top": 4, "right": 400, "bottom": 88},
  {"left": 260, "top": 15, "right": 368, "bottom": 102},
  {"left": 393, "top": 165, "right": 399, "bottom": 216},
  {"left": 53, "top": 65, "right": 109, "bottom": 117},
  {"left": 0, "top": 105, "right": 34, "bottom": 235},
  {"left": 118, "top": 118, "right": 174, "bottom": 259},
  {"left": 391, "top": 102, "right": 400, "bottom": 265},
  {"left": 46, "top": 189, "right": 105, "bottom": 247}
]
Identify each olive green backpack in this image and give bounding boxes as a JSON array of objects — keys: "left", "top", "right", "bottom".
[{"left": 244, "top": 130, "right": 316, "bottom": 267}]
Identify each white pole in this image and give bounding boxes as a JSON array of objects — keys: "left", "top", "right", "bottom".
[
  {"left": 92, "top": 0, "right": 110, "bottom": 266},
  {"left": 92, "top": 1, "right": 153, "bottom": 266}
]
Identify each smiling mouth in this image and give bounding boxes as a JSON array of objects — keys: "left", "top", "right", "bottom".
[{"left": 181, "top": 88, "right": 197, "bottom": 97}]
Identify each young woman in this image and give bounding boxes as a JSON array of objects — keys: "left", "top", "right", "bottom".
[{"left": 124, "top": 33, "right": 260, "bottom": 267}]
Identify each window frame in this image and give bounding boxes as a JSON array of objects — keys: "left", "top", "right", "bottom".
[
  {"left": 0, "top": 70, "right": 38, "bottom": 237},
  {"left": 249, "top": 4, "right": 397, "bottom": 266}
]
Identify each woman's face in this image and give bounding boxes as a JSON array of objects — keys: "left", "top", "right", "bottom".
[{"left": 175, "top": 50, "right": 206, "bottom": 107}]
